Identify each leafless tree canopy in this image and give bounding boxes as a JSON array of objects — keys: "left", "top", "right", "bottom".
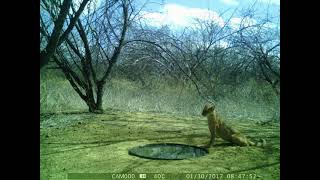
[
  {"left": 40, "top": 0, "right": 91, "bottom": 69},
  {"left": 40, "top": 0, "right": 280, "bottom": 113}
]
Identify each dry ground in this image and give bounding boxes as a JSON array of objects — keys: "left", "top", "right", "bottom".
[{"left": 40, "top": 109, "right": 280, "bottom": 180}]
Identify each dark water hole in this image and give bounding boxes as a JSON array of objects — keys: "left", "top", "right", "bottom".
[{"left": 128, "top": 143, "right": 208, "bottom": 160}]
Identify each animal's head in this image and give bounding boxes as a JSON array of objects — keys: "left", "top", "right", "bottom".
[{"left": 202, "top": 104, "right": 215, "bottom": 116}]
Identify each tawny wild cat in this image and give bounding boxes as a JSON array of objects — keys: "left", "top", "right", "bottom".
[{"left": 202, "top": 104, "right": 266, "bottom": 147}]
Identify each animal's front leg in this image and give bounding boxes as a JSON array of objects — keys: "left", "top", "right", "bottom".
[
  {"left": 206, "top": 130, "right": 216, "bottom": 147},
  {"left": 210, "top": 132, "right": 216, "bottom": 146}
]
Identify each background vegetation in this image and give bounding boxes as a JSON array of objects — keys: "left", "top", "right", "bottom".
[
  {"left": 40, "top": 0, "right": 280, "bottom": 179},
  {"left": 40, "top": 0, "right": 280, "bottom": 117},
  {"left": 41, "top": 67, "right": 279, "bottom": 122}
]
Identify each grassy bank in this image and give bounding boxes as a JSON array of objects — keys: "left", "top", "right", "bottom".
[{"left": 40, "top": 71, "right": 279, "bottom": 122}]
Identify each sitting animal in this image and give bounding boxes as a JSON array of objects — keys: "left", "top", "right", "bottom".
[{"left": 201, "top": 104, "right": 266, "bottom": 147}]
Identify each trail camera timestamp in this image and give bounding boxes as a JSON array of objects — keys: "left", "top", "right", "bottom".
[{"left": 185, "top": 173, "right": 257, "bottom": 179}]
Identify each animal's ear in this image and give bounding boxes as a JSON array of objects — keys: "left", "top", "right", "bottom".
[
  {"left": 208, "top": 106, "right": 214, "bottom": 112},
  {"left": 208, "top": 104, "right": 215, "bottom": 111},
  {"left": 203, "top": 104, "right": 209, "bottom": 111}
]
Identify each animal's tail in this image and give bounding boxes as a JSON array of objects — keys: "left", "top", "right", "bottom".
[{"left": 249, "top": 139, "right": 267, "bottom": 147}]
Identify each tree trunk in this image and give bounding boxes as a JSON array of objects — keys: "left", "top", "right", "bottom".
[
  {"left": 40, "top": 51, "right": 49, "bottom": 69},
  {"left": 40, "top": 0, "right": 73, "bottom": 69},
  {"left": 85, "top": 98, "right": 96, "bottom": 113},
  {"left": 85, "top": 91, "right": 103, "bottom": 114},
  {"left": 85, "top": 98, "right": 103, "bottom": 114},
  {"left": 96, "top": 82, "right": 105, "bottom": 113}
]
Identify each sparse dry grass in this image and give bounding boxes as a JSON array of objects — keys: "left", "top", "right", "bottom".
[
  {"left": 40, "top": 71, "right": 279, "bottom": 121},
  {"left": 40, "top": 110, "right": 280, "bottom": 180}
]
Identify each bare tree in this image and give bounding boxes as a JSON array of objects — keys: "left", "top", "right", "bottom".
[
  {"left": 233, "top": 16, "right": 280, "bottom": 95},
  {"left": 124, "top": 12, "right": 264, "bottom": 103},
  {"left": 41, "top": 0, "right": 138, "bottom": 113},
  {"left": 118, "top": 3, "right": 280, "bottom": 105},
  {"left": 41, "top": 0, "right": 279, "bottom": 113},
  {"left": 40, "top": 0, "right": 90, "bottom": 69}
]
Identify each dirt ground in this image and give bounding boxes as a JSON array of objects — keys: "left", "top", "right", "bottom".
[{"left": 40, "top": 109, "right": 280, "bottom": 180}]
